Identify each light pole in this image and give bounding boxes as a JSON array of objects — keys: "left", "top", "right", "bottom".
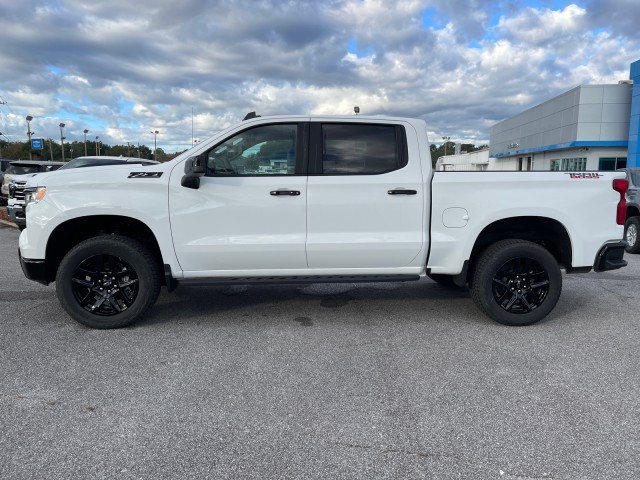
[
  {"left": 95, "top": 136, "right": 99, "bottom": 156},
  {"left": 83, "top": 129, "right": 89, "bottom": 156},
  {"left": 59, "top": 123, "right": 66, "bottom": 162},
  {"left": 442, "top": 136, "right": 450, "bottom": 157},
  {"left": 26, "top": 115, "right": 33, "bottom": 160},
  {"left": 151, "top": 130, "right": 158, "bottom": 161}
]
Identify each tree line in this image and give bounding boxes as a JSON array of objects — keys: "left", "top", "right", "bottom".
[{"left": 0, "top": 139, "right": 183, "bottom": 162}]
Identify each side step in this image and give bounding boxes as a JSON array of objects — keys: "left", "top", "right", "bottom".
[{"left": 178, "top": 274, "right": 421, "bottom": 287}]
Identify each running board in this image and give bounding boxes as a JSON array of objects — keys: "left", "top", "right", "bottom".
[{"left": 178, "top": 274, "right": 421, "bottom": 287}]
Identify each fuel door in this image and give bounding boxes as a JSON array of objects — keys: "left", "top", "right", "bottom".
[{"left": 442, "top": 207, "right": 469, "bottom": 228}]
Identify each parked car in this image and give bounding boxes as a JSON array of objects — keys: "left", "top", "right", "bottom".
[
  {"left": 0, "top": 159, "right": 13, "bottom": 205},
  {"left": 622, "top": 167, "right": 640, "bottom": 253},
  {"left": 0, "top": 158, "right": 13, "bottom": 187},
  {"left": 7, "top": 157, "right": 158, "bottom": 229},
  {"left": 1, "top": 160, "right": 64, "bottom": 198}
]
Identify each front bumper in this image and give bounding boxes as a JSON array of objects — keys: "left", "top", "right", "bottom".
[
  {"left": 19, "top": 249, "right": 49, "bottom": 285},
  {"left": 7, "top": 204, "right": 25, "bottom": 226},
  {"left": 593, "top": 240, "right": 627, "bottom": 272}
]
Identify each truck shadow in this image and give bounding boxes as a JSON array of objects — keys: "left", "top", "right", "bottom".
[{"left": 140, "top": 279, "right": 477, "bottom": 328}]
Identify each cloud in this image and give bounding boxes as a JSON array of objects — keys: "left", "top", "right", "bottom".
[{"left": 0, "top": 0, "right": 639, "bottom": 151}]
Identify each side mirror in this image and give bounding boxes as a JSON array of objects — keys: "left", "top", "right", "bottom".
[
  {"left": 183, "top": 154, "right": 206, "bottom": 174},
  {"left": 181, "top": 154, "right": 206, "bottom": 189},
  {"left": 192, "top": 155, "right": 206, "bottom": 174}
]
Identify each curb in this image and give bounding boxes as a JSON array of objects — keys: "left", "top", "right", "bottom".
[{"left": 0, "top": 218, "right": 18, "bottom": 229}]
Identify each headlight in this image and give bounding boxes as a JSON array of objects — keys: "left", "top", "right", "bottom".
[{"left": 24, "top": 186, "right": 47, "bottom": 205}]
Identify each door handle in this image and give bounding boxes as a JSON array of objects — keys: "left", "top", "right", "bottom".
[
  {"left": 388, "top": 189, "right": 417, "bottom": 195},
  {"left": 270, "top": 190, "right": 301, "bottom": 196}
]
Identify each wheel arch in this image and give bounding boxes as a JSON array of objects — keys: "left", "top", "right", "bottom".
[
  {"left": 626, "top": 204, "right": 640, "bottom": 221},
  {"left": 44, "top": 215, "right": 164, "bottom": 284},
  {"left": 465, "top": 216, "right": 572, "bottom": 283}
]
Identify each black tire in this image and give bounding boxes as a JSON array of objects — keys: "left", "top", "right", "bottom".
[
  {"left": 427, "top": 273, "right": 465, "bottom": 288},
  {"left": 624, "top": 217, "right": 640, "bottom": 254},
  {"left": 56, "top": 235, "right": 161, "bottom": 329},
  {"left": 471, "top": 239, "right": 562, "bottom": 326}
]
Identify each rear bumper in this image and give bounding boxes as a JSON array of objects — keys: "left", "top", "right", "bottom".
[
  {"left": 593, "top": 241, "right": 627, "bottom": 272},
  {"left": 19, "top": 249, "right": 49, "bottom": 285}
]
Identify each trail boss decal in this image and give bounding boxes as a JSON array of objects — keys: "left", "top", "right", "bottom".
[
  {"left": 128, "top": 172, "right": 163, "bottom": 178},
  {"left": 565, "top": 173, "right": 603, "bottom": 179}
]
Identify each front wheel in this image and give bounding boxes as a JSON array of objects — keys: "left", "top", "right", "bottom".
[
  {"left": 624, "top": 217, "right": 640, "bottom": 254},
  {"left": 56, "top": 235, "right": 161, "bottom": 328},
  {"left": 471, "top": 240, "right": 562, "bottom": 326}
]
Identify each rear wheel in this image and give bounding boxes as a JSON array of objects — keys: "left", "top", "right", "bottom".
[
  {"left": 624, "top": 217, "right": 640, "bottom": 254},
  {"left": 471, "top": 240, "right": 562, "bottom": 326},
  {"left": 56, "top": 235, "right": 161, "bottom": 328}
]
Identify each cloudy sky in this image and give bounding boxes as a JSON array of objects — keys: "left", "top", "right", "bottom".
[{"left": 0, "top": 0, "right": 639, "bottom": 153}]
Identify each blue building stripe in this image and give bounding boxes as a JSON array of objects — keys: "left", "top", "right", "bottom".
[{"left": 491, "top": 141, "right": 628, "bottom": 158}]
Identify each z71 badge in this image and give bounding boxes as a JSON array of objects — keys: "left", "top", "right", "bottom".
[{"left": 128, "top": 172, "right": 163, "bottom": 178}]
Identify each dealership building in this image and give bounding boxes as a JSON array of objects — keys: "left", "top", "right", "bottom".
[
  {"left": 480, "top": 59, "right": 640, "bottom": 171},
  {"left": 437, "top": 60, "right": 640, "bottom": 171}
]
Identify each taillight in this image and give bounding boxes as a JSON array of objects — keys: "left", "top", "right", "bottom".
[{"left": 612, "top": 178, "right": 628, "bottom": 225}]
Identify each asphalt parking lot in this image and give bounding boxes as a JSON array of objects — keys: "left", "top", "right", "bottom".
[{"left": 1, "top": 222, "right": 639, "bottom": 479}]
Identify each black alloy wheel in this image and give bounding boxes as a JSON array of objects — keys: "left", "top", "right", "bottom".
[
  {"left": 56, "top": 235, "right": 161, "bottom": 328},
  {"left": 471, "top": 239, "right": 562, "bottom": 326},
  {"left": 491, "top": 257, "right": 550, "bottom": 314},
  {"left": 71, "top": 254, "right": 140, "bottom": 316}
]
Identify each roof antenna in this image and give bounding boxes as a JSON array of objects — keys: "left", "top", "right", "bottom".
[{"left": 243, "top": 111, "right": 261, "bottom": 120}]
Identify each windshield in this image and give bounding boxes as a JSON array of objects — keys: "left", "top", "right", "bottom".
[{"left": 6, "top": 165, "right": 41, "bottom": 175}]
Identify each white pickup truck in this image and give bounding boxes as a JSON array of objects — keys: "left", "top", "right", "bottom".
[{"left": 18, "top": 115, "right": 629, "bottom": 329}]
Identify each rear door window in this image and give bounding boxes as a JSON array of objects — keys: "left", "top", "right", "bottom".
[{"left": 311, "top": 123, "right": 407, "bottom": 175}]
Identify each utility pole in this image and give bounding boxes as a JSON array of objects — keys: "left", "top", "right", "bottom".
[
  {"left": 26, "top": 116, "right": 33, "bottom": 160},
  {"left": 59, "top": 123, "right": 66, "bottom": 161},
  {"left": 442, "top": 136, "right": 450, "bottom": 157},
  {"left": 151, "top": 130, "right": 158, "bottom": 161}
]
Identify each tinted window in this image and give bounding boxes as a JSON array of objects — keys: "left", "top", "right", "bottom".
[
  {"left": 322, "top": 124, "right": 402, "bottom": 174},
  {"left": 206, "top": 124, "right": 298, "bottom": 176}
]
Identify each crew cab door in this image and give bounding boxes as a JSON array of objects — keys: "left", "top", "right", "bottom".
[
  {"left": 306, "top": 121, "right": 425, "bottom": 268},
  {"left": 169, "top": 122, "right": 308, "bottom": 273}
]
